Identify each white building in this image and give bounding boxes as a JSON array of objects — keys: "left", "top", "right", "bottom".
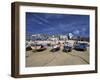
[{"left": 60, "top": 35, "right": 68, "bottom": 40}]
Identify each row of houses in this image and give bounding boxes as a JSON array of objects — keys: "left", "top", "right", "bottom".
[{"left": 26, "top": 33, "right": 89, "bottom": 42}]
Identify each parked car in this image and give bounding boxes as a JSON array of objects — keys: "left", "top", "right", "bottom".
[
  {"left": 74, "top": 42, "right": 87, "bottom": 51},
  {"left": 51, "top": 44, "right": 60, "bottom": 52},
  {"left": 63, "top": 42, "right": 72, "bottom": 52}
]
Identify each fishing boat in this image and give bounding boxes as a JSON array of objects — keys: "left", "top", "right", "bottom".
[
  {"left": 31, "top": 42, "right": 47, "bottom": 52},
  {"left": 26, "top": 42, "right": 32, "bottom": 51},
  {"left": 36, "top": 44, "right": 47, "bottom": 52},
  {"left": 73, "top": 41, "right": 87, "bottom": 51},
  {"left": 51, "top": 44, "right": 60, "bottom": 52},
  {"left": 63, "top": 42, "right": 72, "bottom": 52}
]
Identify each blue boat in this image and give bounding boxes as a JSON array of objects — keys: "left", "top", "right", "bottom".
[
  {"left": 63, "top": 42, "right": 72, "bottom": 52},
  {"left": 74, "top": 42, "right": 87, "bottom": 51}
]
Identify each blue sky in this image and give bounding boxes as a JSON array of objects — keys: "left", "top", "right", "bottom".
[{"left": 26, "top": 12, "right": 89, "bottom": 37}]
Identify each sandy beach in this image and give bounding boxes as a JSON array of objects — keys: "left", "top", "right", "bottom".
[{"left": 26, "top": 40, "right": 89, "bottom": 67}]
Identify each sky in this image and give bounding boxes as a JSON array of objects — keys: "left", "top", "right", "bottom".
[{"left": 26, "top": 12, "right": 89, "bottom": 37}]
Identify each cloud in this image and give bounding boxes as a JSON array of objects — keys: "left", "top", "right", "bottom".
[
  {"left": 44, "top": 13, "right": 65, "bottom": 19},
  {"left": 73, "top": 30, "right": 80, "bottom": 35}
]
